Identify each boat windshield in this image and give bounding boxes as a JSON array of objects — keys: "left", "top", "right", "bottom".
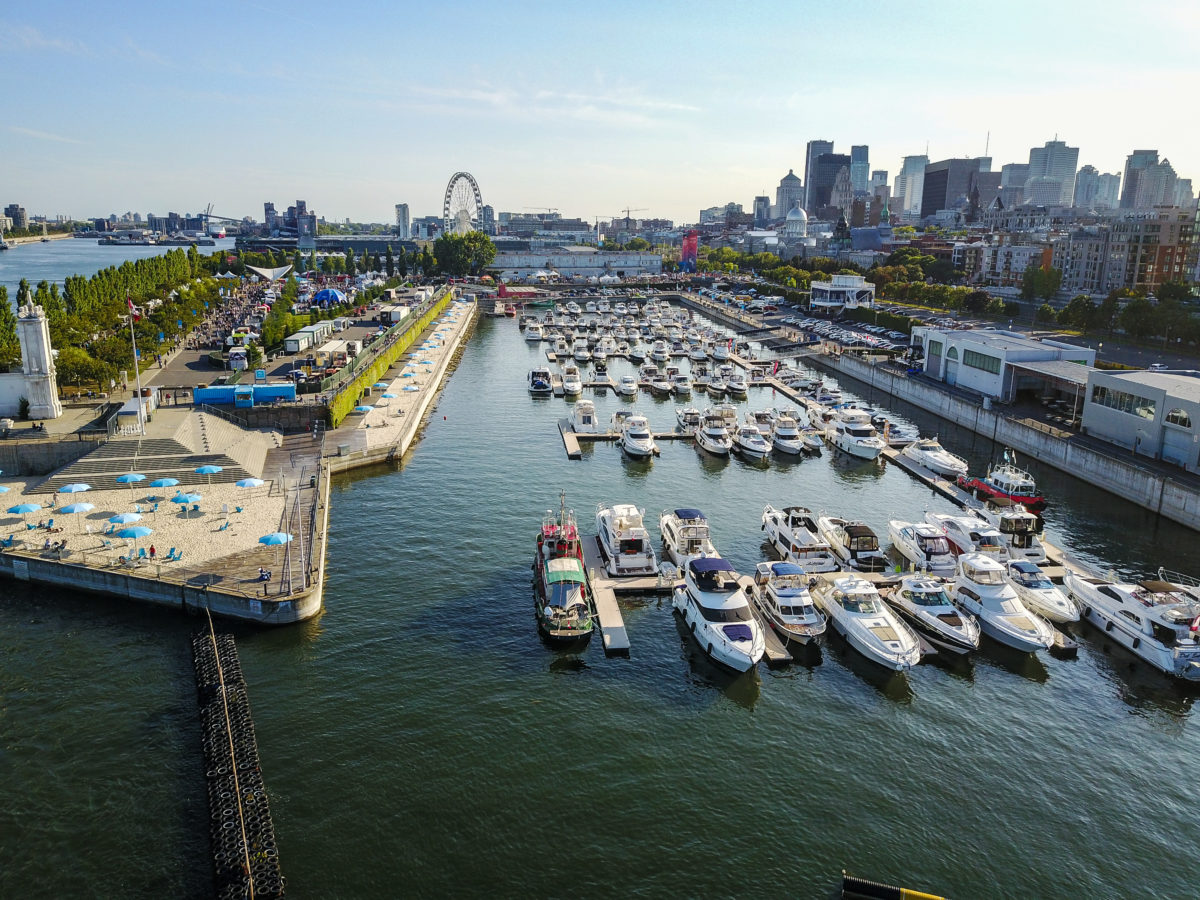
[
  {"left": 847, "top": 425, "right": 876, "bottom": 437},
  {"left": 836, "top": 591, "right": 882, "bottom": 614},
  {"left": 618, "top": 538, "right": 646, "bottom": 554},
  {"left": 903, "top": 588, "right": 950, "bottom": 607},
  {"left": 779, "top": 603, "right": 814, "bottom": 617},
  {"left": 918, "top": 535, "right": 950, "bottom": 555},
  {"left": 967, "top": 565, "right": 1005, "bottom": 585},
  {"left": 1011, "top": 568, "right": 1051, "bottom": 588},
  {"left": 974, "top": 532, "right": 1004, "bottom": 551},
  {"left": 697, "top": 601, "right": 752, "bottom": 622}
]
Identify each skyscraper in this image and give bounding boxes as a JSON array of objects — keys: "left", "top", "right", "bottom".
[
  {"left": 1024, "top": 140, "right": 1079, "bottom": 206},
  {"left": 921, "top": 158, "right": 990, "bottom": 219},
  {"left": 1120, "top": 150, "right": 1163, "bottom": 208},
  {"left": 895, "top": 155, "right": 928, "bottom": 217},
  {"left": 753, "top": 195, "right": 771, "bottom": 227},
  {"left": 870, "top": 170, "right": 888, "bottom": 191},
  {"left": 1073, "top": 165, "right": 1122, "bottom": 209},
  {"left": 395, "top": 203, "right": 411, "bottom": 239},
  {"left": 803, "top": 140, "right": 833, "bottom": 211},
  {"left": 809, "top": 153, "right": 852, "bottom": 210},
  {"left": 830, "top": 166, "right": 855, "bottom": 212},
  {"left": 850, "top": 145, "right": 869, "bottom": 195},
  {"left": 773, "top": 170, "right": 803, "bottom": 219}
]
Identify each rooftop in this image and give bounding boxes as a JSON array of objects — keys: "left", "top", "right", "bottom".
[{"left": 1107, "top": 369, "right": 1200, "bottom": 402}]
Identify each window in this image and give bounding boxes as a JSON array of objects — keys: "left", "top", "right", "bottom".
[
  {"left": 946, "top": 346, "right": 959, "bottom": 360},
  {"left": 1090, "top": 385, "right": 1157, "bottom": 420},
  {"left": 1166, "top": 408, "right": 1192, "bottom": 428},
  {"left": 963, "top": 349, "right": 1002, "bottom": 374}
]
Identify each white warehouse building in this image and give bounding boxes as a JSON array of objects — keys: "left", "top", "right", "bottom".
[
  {"left": 492, "top": 246, "right": 662, "bottom": 281},
  {"left": 1081, "top": 370, "right": 1200, "bottom": 472},
  {"left": 911, "top": 327, "right": 1095, "bottom": 402}
]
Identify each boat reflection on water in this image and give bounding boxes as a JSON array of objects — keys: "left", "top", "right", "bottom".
[
  {"left": 694, "top": 444, "right": 731, "bottom": 477},
  {"left": 547, "top": 654, "right": 590, "bottom": 675},
  {"left": 1079, "top": 630, "right": 1199, "bottom": 722},
  {"left": 829, "top": 453, "right": 886, "bottom": 485},
  {"left": 673, "top": 615, "right": 761, "bottom": 710},
  {"left": 821, "top": 627, "right": 915, "bottom": 704},
  {"left": 975, "top": 640, "right": 1050, "bottom": 684}
]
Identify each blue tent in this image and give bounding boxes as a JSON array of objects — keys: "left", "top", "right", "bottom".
[{"left": 313, "top": 288, "right": 346, "bottom": 306}]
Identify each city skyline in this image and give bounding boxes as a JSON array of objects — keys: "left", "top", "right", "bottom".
[{"left": 3, "top": 1, "right": 1199, "bottom": 224}]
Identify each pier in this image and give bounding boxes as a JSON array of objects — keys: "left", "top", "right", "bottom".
[
  {"left": 192, "top": 623, "right": 284, "bottom": 898},
  {"left": 581, "top": 536, "right": 681, "bottom": 655},
  {"left": 735, "top": 574, "right": 794, "bottom": 665}
]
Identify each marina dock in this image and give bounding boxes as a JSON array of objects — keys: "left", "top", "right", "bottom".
[
  {"left": 581, "top": 536, "right": 679, "bottom": 655},
  {"left": 735, "top": 574, "right": 794, "bottom": 666}
]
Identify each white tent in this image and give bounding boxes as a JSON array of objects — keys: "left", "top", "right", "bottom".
[{"left": 245, "top": 264, "right": 294, "bottom": 282}]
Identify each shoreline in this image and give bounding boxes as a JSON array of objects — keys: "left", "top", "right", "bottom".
[{"left": 3, "top": 232, "right": 73, "bottom": 246}]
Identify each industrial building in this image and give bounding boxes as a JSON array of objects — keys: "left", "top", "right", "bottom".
[{"left": 1081, "top": 370, "right": 1200, "bottom": 471}]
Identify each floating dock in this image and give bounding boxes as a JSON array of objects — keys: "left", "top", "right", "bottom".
[
  {"left": 556, "top": 418, "right": 582, "bottom": 460},
  {"left": 735, "top": 574, "right": 794, "bottom": 666},
  {"left": 192, "top": 626, "right": 285, "bottom": 899},
  {"left": 581, "top": 536, "right": 680, "bottom": 655}
]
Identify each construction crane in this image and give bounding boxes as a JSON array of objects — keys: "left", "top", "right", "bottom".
[
  {"left": 523, "top": 207, "right": 559, "bottom": 215},
  {"left": 614, "top": 207, "right": 648, "bottom": 230},
  {"left": 198, "top": 203, "right": 243, "bottom": 225}
]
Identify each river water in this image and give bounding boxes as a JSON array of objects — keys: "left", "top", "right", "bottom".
[{"left": 2, "top": 292, "right": 1199, "bottom": 898}]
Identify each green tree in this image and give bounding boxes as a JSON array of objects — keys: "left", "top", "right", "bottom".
[
  {"left": 627, "top": 237, "right": 651, "bottom": 251},
  {"left": 0, "top": 286, "right": 19, "bottom": 368},
  {"left": 1155, "top": 280, "right": 1194, "bottom": 303},
  {"left": 385, "top": 245, "right": 395, "bottom": 278},
  {"left": 246, "top": 341, "right": 263, "bottom": 369},
  {"left": 1119, "top": 296, "right": 1156, "bottom": 338},
  {"left": 1035, "top": 303, "right": 1058, "bottom": 325},
  {"left": 55, "top": 345, "right": 99, "bottom": 388},
  {"left": 345, "top": 248, "right": 357, "bottom": 277},
  {"left": 1058, "top": 295, "right": 1097, "bottom": 330}
]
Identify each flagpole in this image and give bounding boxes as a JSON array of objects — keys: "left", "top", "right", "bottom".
[{"left": 128, "top": 297, "right": 146, "bottom": 436}]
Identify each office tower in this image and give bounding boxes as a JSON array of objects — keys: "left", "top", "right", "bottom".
[
  {"left": 803, "top": 140, "right": 834, "bottom": 211},
  {"left": 1125, "top": 156, "right": 1178, "bottom": 207},
  {"left": 850, "top": 145, "right": 869, "bottom": 194},
  {"left": 773, "top": 170, "right": 803, "bottom": 219},
  {"left": 921, "top": 158, "right": 988, "bottom": 219},
  {"left": 753, "top": 195, "right": 771, "bottom": 226},
  {"left": 1120, "top": 150, "right": 1163, "bottom": 208},
  {"left": 481, "top": 204, "right": 495, "bottom": 234},
  {"left": 1173, "top": 179, "right": 1194, "bottom": 208},
  {"left": 895, "top": 155, "right": 928, "bottom": 216},
  {"left": 4, "top": 204, "right": 29, "bottom": 230},
  {"left": 870, "top": 170, "right": 888, "bottom": 191},
  {"left": 394, "top": 203, "right": 411, "bottom": 239},
  {"left": 809, "top": 152, "right": 852, "bottom": 210},
  {"left": 1024, "top": 140, "right": 1079, "bottom": 206}
]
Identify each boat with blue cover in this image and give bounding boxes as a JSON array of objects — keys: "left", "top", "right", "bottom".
[{"left": 673, "top": 556, "right": 765, "bottom": 672}]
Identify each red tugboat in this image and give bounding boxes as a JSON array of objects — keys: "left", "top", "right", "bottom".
[
  {"left": 957, "top": 449, "right": 1047, "bottom": 511},
  {"left": 532, "top": 492, "right": 595, "bottom": 646}
]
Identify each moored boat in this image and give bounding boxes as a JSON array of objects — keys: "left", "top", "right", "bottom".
[
  {"left": 1006, "top": 560, "right": 1078, "bottom": 623},
  {"left": 949, "top": 553, "right": 1054, "bottom": 652},
  {"left": 811, "top": 574, "right": 922, "bottom": 670},
  {"left": 673, "top": 557, "right": 765, "bottom": 672},
  {"left": 749, "top": 561, "right": 827, "bottom": 645},
  {"left": 881, "top": 574, "right": 980, "bottom": 654},
  {"left": 659, "top": 507, "right": 718, "bottom": 566},
  {"left": 761, "top": 504, "right": 840, "bottom": 573},
  {"left": 818, "top": 516, "right": 889, "bottom": 572},
  {"left": 901, "top": 436, "right": 969, "bottom": 478},
  {"left": 887, "top": 519, "right": 957, "bottom": 577},
  {"left": 957, "top": 449, "right": 1046, "bottom": 511},
  {"left": 596, "top": 503, "right": 659, "bottom": 577},
  {"left": 528, "top": 366, "right": 553, "bottom": 396},
  {"left": 533, "top": 493, "right": 594, "bottom": 645}
]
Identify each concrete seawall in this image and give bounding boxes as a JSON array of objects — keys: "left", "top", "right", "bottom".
[
  {"left": 0, "top": 436, "right": 106, "bottom": 476},
  {"left": 813, "top": 351, "right": 1200, "bottom": 532}
]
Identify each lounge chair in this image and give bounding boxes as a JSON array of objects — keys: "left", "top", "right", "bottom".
[
  {"left": 165, "top": 547, "right": 177, "bottom": 561},
  {"left": 192, "top": 504, "right": 200, "bottom": 514},
  {"left": 218, "top": 521, "right": 230, "bottom": 532},
  {"left": 45, "top": 518, "right": 54, "bottom": 530},
  {"left": 137, "top": 547, "right": 147, "bottom": 559},
  {"left": 235, "top": 506, "right": 243, "bottom": 514},
  {"left": 101, "top": 539, "right": 113, "bottom": 549}
]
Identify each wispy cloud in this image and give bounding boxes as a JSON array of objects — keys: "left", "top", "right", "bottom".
[
  {"left": 0, "top": 23, "right": 88, "bottom": 54},
  {"left": 11, "top": 126, "right": 83, "bottom": 145},
  {"left": 123, "top": 37, "right": 168, "bottom": 67}
]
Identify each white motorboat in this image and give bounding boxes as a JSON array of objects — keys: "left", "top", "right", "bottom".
[
  {"left": 694, "top": 413, "right": 732, "bottom": 455},
  {"left": 712, "top": 342, "right": 730, "bottom": 361},
  {"left": 799, "top": 429, "right": 825, "bottom": 454},
  {"left": 659, "top": 507, "right": 719, "bottom": 566},
  {"left": 523, "top": 322, "right": 546, "bottom": 342},
  {"left": 710, "top": 403, "right": 739, "bottom": 431},
  {"left": 571, "top": 399, "right": 599, "bottom": 433},
  {"left": 769, "top": 412, "right": 805, "bottom": 455},
  {"left": 748, "top": 561, "right": 827, "bottom": 645},
  {"left": 671, "top": 373, "right": 692, "bottom": 396},
  {"left": 745, "top": 409, "right": 775, "bottom": 436},
  {"left": 628, "top": 343, "right": 646, "bottom": 363},
  {"left": 726, "top": 372, "right": 749, "bottom": 398},
  {"left": 638, "top": 362, "right": 659, "bottom": 382},
  {"left": 528, "top": 366, "right": 553, "bottom": 396},
  {"left": 881, "top": 574, "right": 980, "bottom": 654},
  {"left": 561, "top": 363, "right": 583, "bottom": 395},
  {"left": 949, "top": 553, "right": 1054, "bottom": 652},
  {"left": 887, "top": 520, "right": 956, "bottom": 577},
  {"left": 731, "top": 425, "right": 771, "bottom": 459},
  {"left": 707, "top": 374, "right": 727, "bottom": 396},
  {"left": 615, "top": 374, "right": 639, "bottom": 398},
  {"left": 673, "top": 557, "right": 765, "bottom": 672},
  {"left": 760, "top": 504, "right": 840, "bottom": 573},
  {"left": 688, "top": 345, "right": 708, "bottom": 362},
  {"left": 596, "top": 503, "right": 659, "bottom": 577},
  {"left": 817, "top": 516, "right": 889, "bottom": 572},
  {"left": 970, "top": 499, "right": 1046, "bottom": 563},
  {"left": 553, "top": 335, "right": 570, "bottom": 356},
  {"left": 900, "top": 437, "right": 969, "bottom": 478},
  {"left": 811, "top": 575, "right": 922, "bottom": 671},
  {"left": 650, "top": 339, "right": 670, "bottom": 362},
  {"left": 650, "top": 372, "right": 673, "bottom": 396},
  {"left": 1006, "top": 560, "right": 1078, "bottom": 623},
  {"left": 620, "top": 415, "right": 657, "bottom": 458},
  {"left": 827, "top": 408, "right": 885, "bottom": 460},
  {"left": 1063, "top": 567, "right": 1200, "bottom": 681},
  {"left": 572, "top": 338, "right": 591, "bottom": 362},
  {"left": 675, "top": 406, "right": 701, "bottom": 434},
  {"left": 566, "top": 301, "right": 582, "bottom": 315},
  {"left": 925, "top": 512, "right": 1010, "bottom": 562}
]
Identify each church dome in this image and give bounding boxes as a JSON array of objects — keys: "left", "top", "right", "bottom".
[
  {"left": 784, "top": 203, "right": 808, "bottom": 237},
  {"left": 786, "top": 204, "right": 808, "bottom": 222}
]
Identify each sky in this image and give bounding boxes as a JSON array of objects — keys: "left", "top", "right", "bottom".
[{"left": 3, "top": 0, "right": 1199, "bottom": 226}]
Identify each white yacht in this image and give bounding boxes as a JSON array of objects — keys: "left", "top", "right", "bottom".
[
  {"left": 694, "top": 412, "right": 733, "bottom": 455},
  {"left": 638, "top": 362, "right": 659, "bottom": 382},
  {"left": 712, "top": 342, "right": 730, "bottom": 361},
  {"left": 675, "top": 406, "right": 701, "bottom": 434},
  {"left": 561, "top": 363, "right": 583, "bottom": 395},
  {"left": 827, "top": 408, "right": 885, "bottom": 460},
  {"left": 726, "top": 372, "right": 749, "bottom": 398},
  {"left": 671, "top": 373, "right": 692, "bottom": 396},
  {"left": 620, "top": 415, "right": 657, "bottom": 458},
  {"left": 615, "top": 374, "right": 639, "bottom": 398},
  {"left": 528, "top": 366, "right": 553, "bottom": 396},
  {"left": 769, "top": 412, "right": 806, "bottom": 455},
  {"left": 650, "top": 339, "right": 670, "bottom": 362},
  {"left": 707, "top": 373, "right": 727, "bottom": 396},
  {"left": 1063, "top": 567, "right": 1200, "bottom": 681},
  {"left": 749, "top": 561, "right": 827, "bottom": 645},
  {"left": 650, "top": 371, "right": 673, "bottom": 396},
  {"left": 659, "top": 507, "right": 719, "bottom": 566},
  {"left": 710, "top": 403, "right": 738, "bottom": 430},
  {"left": 523, "top": 322, "right": 546, "bottom": 342},
  {"left": 596, "top": 503, "right": 659, "bottom": 577},
  {"left": 925, "top": 512, "right": 1010, "bottom": 562},
  {"left": 673, "top": 557, "right": 765, "bottom": 672},
  {"left": 553, "top": 335, "right": 570, "bottom": 356},
  {"left": 882, "top": 574, "right": 980, "bottom": 655},
  {"left": 970, "top": 500, "right": 1046, "bottom": 563},
  {"left": 566, "top": 301, "right": 582, "bottom": 316},
  {"left": 760, "top": 505, "right": 840, "bottom": 573},
  {"left": 731, "top": 424, "right": 771, "bottom": 460},
  {"left": 811, "top": 575, "right": 922, "bottom": 671},
  {"left": 745, "top": 409, "right": 775, "bottom": 436},
  {"left": 572, "top": 338, "right": 591, "bottom": 362},
  {"left": 887, "top": 520, "right": 957, "bottom": 577},
  {"left": 571, "top": 399, "right": 599, "bottom": 433},
  {"left": 817, "top": 516, "right": 889, "bottom": 572},
  {"left": 1006, "top": 560, "right": 1078, "bottom": 623},
  {"left": 688, "top": 344, "right": 708, "bottom": 362},
  {"left": 949, "top": 553, "right": 1054, "bottom": 652},
  {"left": 900, "top": 437, "right": 969, "bottom": 478}
]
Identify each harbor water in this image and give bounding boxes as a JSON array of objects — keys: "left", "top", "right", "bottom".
[{"left": 2, "top": 310, "right": 1199, "bottom": 898}]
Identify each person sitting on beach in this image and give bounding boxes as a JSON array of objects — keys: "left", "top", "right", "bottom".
[
  {"left": 258, "top": 567, "right": 268, "bottom": 581},
  {"left": 44, "top": 537, "right": 52, "bottom": 550}
]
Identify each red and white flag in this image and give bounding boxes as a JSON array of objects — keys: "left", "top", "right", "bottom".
[{"left": 127, "top": 297, "right": 140, "bottom": 322}]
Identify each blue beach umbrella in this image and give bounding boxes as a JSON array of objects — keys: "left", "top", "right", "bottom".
[
  {"left": 402, "top": 385, "right": 419, "bottom": 392},
  {"left": 58, "top": 483, "right": 92, "bottom": 494},
  {"left": 354, "top": 405, "right": 373, "bottom": 413},
  {"left": 116, "top": 473, "right": 146, "bottom": 484},
  {"left": 117, "top": 525, "right": 153, "bottom": 553},
  {"left": 109, "top": 512, "right": 143, "bottom": 525},
  {"left": 0, "top": 485, "right": 9, "bottom": 494},
  {"left": 401, "top": 371, "right": 415, "bottom": 377},
  {"left": 235, "top": 478, "right": 265, "bottom": 489},
  {"left": 61, "top": 502, "right": 94, "bottom": 515},
  {"left": 149, "top": 477, "right": 180, "bottom": 489},
  {"left": 373, "top": 382, "right": 389, "bottom": 388},
  {"left": 259, "top": 532, "right": 293, "bottom": 546},
  {"left": 381, "top": 392, "right": 397, "bottom": 398},
  {"left": 8, "top": 502, "right": 41, "bottom": 525},
  {"left": 172, "top": 492, "right": 202, "bottom": 517},
  {"left": 195, "top": 464, "right": 223, "bottom": 486}
]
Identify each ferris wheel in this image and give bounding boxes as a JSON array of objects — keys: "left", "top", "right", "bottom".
[{"left": 443, "top": 172, "right": 483, "bottom": 235}]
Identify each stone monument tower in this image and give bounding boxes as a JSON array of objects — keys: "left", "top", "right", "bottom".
[{"left": 16, "top": 303, "right": 62, "bottom": 419}]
